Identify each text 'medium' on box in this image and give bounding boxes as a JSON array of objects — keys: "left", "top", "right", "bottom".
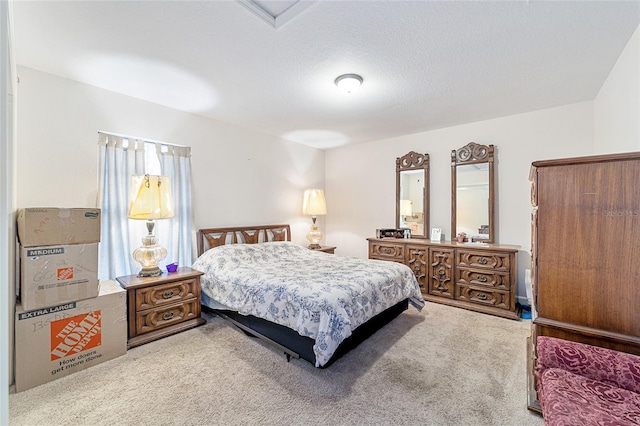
[
  {"left": 20, "top": 243, "right": 99, "bottom": 310},
  {"left": 15, "top": 280, "right": 127, "bottom": 392}
]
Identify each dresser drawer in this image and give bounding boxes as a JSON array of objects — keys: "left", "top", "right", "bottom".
[
  {"left": 135, "top": 278, "right": 199, "bottom": 311},
  {"left": 369, "top": 242, "right": 406, "bottom": 261},
  {"left": 455, "top": 284, "right": 511, "bottom": 310},
  {"left": 455, "top": 269, "right": 510, "bottom": 291},
  {"left": 135, "top": 299, "right": 200, "bottom": 335},
  {"left": 427, "top": 247, "right": 454, "bottom": 298},
  {"left": 456, "top": 250, "right": 511, "bottom": 272},
  {"left": 406, "top": 246, "right": 428, "bottom": 292}
]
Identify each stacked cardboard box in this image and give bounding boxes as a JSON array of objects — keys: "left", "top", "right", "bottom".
[
  {"left": 15, "top": 207, "right": 128, "bottom": 391},
  {"left": 18, "top": 208, "right": 101, "bottom": 310},
  {"left": 14, "top": 280, "right": 127, "bottom": 392}
]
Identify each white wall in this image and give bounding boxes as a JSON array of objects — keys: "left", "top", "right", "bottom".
[
  {"left": 594, "top": 24, "right": 640, "bottom": 152},
  {"left": 1, "top": 0, "right": 17, "bottom": 421},
  {"left": 16, "top": 66, "right": 325, "bottom": 247},
  {"left": 325, "top": 102, "right": 595, "bottom": 304}
]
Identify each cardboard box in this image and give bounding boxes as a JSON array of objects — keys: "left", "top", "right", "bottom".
[
  {"left": 20, "top": 243, "right": 99, "bottom": 310},
  {"left": 15, "top": 280, "right": 127, "bottom": 392},
  {"left": 17, "top": 208, "right": 101, "bottom": 247}
]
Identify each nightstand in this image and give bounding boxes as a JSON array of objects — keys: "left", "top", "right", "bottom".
[
  {"left": 310, "top": 245, "right": 336, "bottom": 254},
  {"left": 116, "top": 267, "right": 206, "bottom": 349}
]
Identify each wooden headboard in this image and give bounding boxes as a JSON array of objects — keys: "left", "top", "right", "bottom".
[{"left": 197, "top": 224, "right": 291, "bottom": 256}]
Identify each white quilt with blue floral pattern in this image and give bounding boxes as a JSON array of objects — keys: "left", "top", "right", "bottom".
[{"left": 192, "top": 241, "right": 425, "bottom": 366}]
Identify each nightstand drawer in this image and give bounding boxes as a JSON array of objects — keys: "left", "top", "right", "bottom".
[
  {"left": 135, "top": 299, "right": 200, "bottom": 335},
  {"left": 117, "top": 267, "right": 206, "bottom": 348},
  {"left": 135, "top": 278, "right": 199, "bottom": 311}
]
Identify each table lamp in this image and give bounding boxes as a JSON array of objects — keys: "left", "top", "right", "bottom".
[
  {"left": 128, "top": 174, "right": 174, "bottom": 277},
  {"left": 302, "top": 189, "right": 327, "bottom": 249}
]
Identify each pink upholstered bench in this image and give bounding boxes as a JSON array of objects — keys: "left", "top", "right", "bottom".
[{"left": 535, "top": 336, "right": 640, "bottom": 425}]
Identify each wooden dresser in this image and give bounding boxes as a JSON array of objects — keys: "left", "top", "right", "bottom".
[
  {"left": 116, "top": 267, "right": 206, "bottom": 348},
  {"left": 368, "top": 238, "right": 520, "bottom": 320},
  {"left": 530, "top": 152, "right": 640, "bottom": 355}
]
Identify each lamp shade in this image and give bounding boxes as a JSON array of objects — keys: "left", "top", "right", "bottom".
[
  {"left": 302, "top": 189, "right": 327, "bottom": 216},
  {"left": 128, "top": 175, "right": 175, "bottom": 220}
]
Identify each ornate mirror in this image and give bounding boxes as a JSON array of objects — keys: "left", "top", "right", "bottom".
[
  {"left": 396, "top": 151, "right": 429, "bottom": 238},
  {"left": 451, "top": 142, "right": 495, "bottom": 243}
]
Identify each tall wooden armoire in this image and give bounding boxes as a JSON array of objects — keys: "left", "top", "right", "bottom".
[{"left": 530, "top": 152, "right": 640, "bottom": 355}]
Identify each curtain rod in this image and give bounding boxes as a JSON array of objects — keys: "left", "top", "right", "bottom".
[{"left": 98, "top": 130, "right": 186, "bottom": 148}]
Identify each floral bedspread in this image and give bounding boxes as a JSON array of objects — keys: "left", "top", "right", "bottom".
[{"left": 192, "top": 241, "right": 425, "bottom": 366}]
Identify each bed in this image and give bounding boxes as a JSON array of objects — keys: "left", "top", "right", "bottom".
[{"left": 193, "top": 224, "right": 425, "bottom": 367}]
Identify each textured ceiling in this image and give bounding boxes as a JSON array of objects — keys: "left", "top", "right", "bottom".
[{"left": 12, "top": 1, "right": 640, "bottom": 149}]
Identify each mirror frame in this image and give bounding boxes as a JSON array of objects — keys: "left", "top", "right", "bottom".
[
  {"left": 396, "top": 151, "right": 429, "bottom": 238},
  {"left": 451, "top": 142, "right": 495, "bottom": 243}
]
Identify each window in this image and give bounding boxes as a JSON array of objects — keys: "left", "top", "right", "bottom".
[{"left": 97, "top": 132, "right": 194, "bottom": 279}]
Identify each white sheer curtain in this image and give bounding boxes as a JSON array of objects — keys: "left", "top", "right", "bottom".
[
  {"left": 156, "top": 143, "right": 195, "bottom": 268},
  {"left": 97, "top": 132, "right": 194, "bottom": 280}
]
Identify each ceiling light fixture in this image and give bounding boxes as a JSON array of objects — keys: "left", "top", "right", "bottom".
[{"left": 334, "top": 74, "right": 363, "bottom": 93}]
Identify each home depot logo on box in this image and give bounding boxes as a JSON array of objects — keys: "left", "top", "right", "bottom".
[
  {"left": 50, "top": 310, "right": 102, "bottom": 360},
  {"left": 20, "top": 243, "right": 99, "bottom": 311},
  {"left": 57, "top": 267, "right": 74, "bottom": 280}
]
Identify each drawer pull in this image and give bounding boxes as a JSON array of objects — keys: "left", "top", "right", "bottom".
[
  {"left": 162, "top": 311, "right": 174, "bottom": 321},
  {"left": 476, "top": 292, "right": 488, "bottom": 300},
  {"left": 477, "top": 274, "right": 488, "bottom": 283},
  {"left": 381, "top": 247, "right": 393, "bottom": 255},
  {"left": 162, "top": 290, "right": 174, "bottom": 299},
  {"left": 477, "top": 257, "right": 488, "bottom": 265}
]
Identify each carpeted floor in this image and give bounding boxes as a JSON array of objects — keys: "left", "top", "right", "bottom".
[{"left": 10, "top": 302, "right": 543, "bottom": 425}]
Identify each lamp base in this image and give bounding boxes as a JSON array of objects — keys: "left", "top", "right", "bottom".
[
  {"left": 132, "top": 232, "right": 167, "bottom": 278},
  {"left": 306, "top": 224, "right": 323, "bottom": 249},
  {"left": 137, "top": 265, "right": 163, "bottom": 277}
]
